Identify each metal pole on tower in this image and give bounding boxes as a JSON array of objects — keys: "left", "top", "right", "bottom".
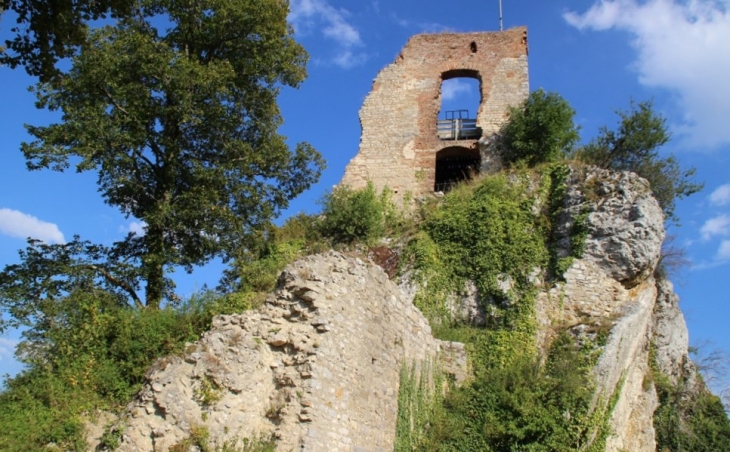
[{"left": 499, "top": 0, "right": 504, "bottom": 31}]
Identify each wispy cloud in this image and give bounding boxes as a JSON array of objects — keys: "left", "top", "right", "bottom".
[
  {"left": 0, "top": 208, "right": 64, "bottom": 244},
  {"left": 0, "top": 338, "right": 18, "bottom": 362},
  {"left": 700, "top": 214, "right": 730, "bottom": 241},
  {"left": 564, "top": 0, "right": 730, "bottom": 149},
  {"left": 441, "top": 79, "right": 473, "bottom": 101},
  {"left": 709, "top": 183, "right": 730, "bottom": 206},
  {"left": 119, "top": 220, "right": 146, "bottom": 236},
  {"left": 289, "top": 0, "right": 366, "bottom": 68},
  {"left": 717, "top": 240, "right": 730, "bottom": 261},
  {"left": 390, "top": 12, "right": 451, "bottom": 33}
]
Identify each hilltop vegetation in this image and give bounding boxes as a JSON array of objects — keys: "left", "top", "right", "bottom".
[{"left": 0, "top": 3, "right": 719, "bottom": 445}]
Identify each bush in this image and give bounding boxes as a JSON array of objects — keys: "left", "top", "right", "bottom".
[
  {"left": 424, "top": 332, "right": 604, "bottom": 451},
  {"left": 0, "top": 290, "right": 218, "bottom": 451},
  {"left": 573, "top": 100, "right": 702, "bottom": 223},
  {"left": 500, "top": 89, "right": 580, "bottom": 167},
  {"left": 654, "top": 372, "right": 730, "bottom": 451},
  {"left": 218, "top": 213, "right": 322, "bottom": 295},
  {"left": 319, "top": 182, "right": 398, "bottom": 245}
]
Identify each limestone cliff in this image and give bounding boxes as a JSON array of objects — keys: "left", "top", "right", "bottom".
[{"left": 93, "top": 166, "right": 711, "bottom": 451}]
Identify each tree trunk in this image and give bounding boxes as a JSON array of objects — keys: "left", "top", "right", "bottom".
[{"left": 144, "top": 224, "right": 165, "bottom": 309}]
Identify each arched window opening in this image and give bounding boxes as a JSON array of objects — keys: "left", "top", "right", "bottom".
[
  {"left": 438, "top": 73, "right": 482, "bottom": 140},
  {"left": 435, "top": 147, "right": 480, "bottom": 193}
]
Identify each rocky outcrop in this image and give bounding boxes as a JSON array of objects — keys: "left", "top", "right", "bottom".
[
  {"left": 92, "top": 167, "right": 704, "bottom": 452},
  {"left": 554, "top": 167, "right": 665, "bottom": 286},
  {"left": 100, "top": 252, "right": 467, "bottom": 452},
  {"left": 540, "top": 166, "right": 694, "bottom": 451}
]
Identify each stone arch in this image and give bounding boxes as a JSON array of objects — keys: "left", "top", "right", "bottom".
[{"left": 434, "top": 146, "right": 480, "bottom": 192}]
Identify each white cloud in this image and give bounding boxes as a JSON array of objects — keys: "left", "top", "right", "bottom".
[
  {"left": 709, "top": 183, "right": 730, "bottom": 206},
  {"left": 718, "top": 239, "right": 730, "bottom": 261},
  {"left": 700, "top": 214, "right": 730, "bottom": 240},
  {"left": 564, "top": 0, "right": 730, "bottom": 149},
  {"left": 0, "top": 208, "right": 64, "bottom": 244},
  {"left": 120, "top": 220, "right": 146, "bottom": 236},
  {"left": 390, "top": 12, "right": 450, "bottom": 33},
  {"left": 442, "top": 79, "right": 473, "bottom": 101},
  {"left": 289, "top": 0, "right": 365, "bottom": 68},
  {"left": 0, "top": 338, "right": 18, "bottom": 362},
  {"left": 332, "top": 50, "right": 367, "bottom": 69}
]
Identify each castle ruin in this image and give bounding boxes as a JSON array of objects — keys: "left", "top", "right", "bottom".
[{"left": 341, "top": 27, "right": 529, "bottom": 199}]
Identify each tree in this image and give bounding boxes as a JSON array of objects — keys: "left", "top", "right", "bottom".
[
  {"left": 16, "top": 0, "right": 324, "bottom": 308},
  {"left": 0, "top": 0, "right": 132, "bottom": 82},
  {"left": 0, "top": 237, "right": 144, "bottom": 336},
  {"left": 499, "top": 88, "right": 580, "bottom": 167},
  {"left": 574, "top": 100, "right": 702, "bottom": 223}
]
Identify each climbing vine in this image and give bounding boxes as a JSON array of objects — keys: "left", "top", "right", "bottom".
[{"left": 402, "top": 168, "right": 615, "bottom": 450}]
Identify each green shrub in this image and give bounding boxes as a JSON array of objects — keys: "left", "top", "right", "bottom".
[
  {"left": 423, "top": 331, "right": 605, "bottom": 451},
  {"left": 401, "top": 170, "right": 615, "bottom": 451},
  {"left": 0, "top": 289, "right": 218, "bottom": 451},
  {"left": 395, "top": 360, "right": 444, "bottom": 452},
  {"left": 573, "top": 100, "right": 702, "bottom": 223},
  {"left": 319, "top": 182, "right": 398, "bottom": 245},
  {"left": 654, "top": 372, "right": 730, "bottom": 451},
  {"left": 500, "top": 89, "right": 580, "bottom": 167}
]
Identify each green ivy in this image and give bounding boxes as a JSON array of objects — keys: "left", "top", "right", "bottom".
[
  {"left": 402, "top": 169, "right": 616, "bottom": 451},
  {"left": 394, "top": 360, "right": 444, "bottom": 452}
]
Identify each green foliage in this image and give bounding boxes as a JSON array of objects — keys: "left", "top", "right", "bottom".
[
  {"left": 196, "top": 375, "right": 223, "bottom": 408},
  {"left": 653, "top": 372, "right": 730, "bottom": 451},
  {"left": 500, "top": 88, "right": 580, "bottom": 167},
  {"left": 425, "top": 332, "right": 605, "bottom": 451},
  {"left": 170, "top": 427, "right": 276, "bottom": 452},
  {"left": 574, "top": 100, "right": 702, "bottom": 223},
  {"left": 0, "top": 290, "right": 220, "bottom": 451},
  {"left": 319, "top": 182, "right": 401, "bottom": 245},
  {"left": 98, "top": 423, "right": 124, "bottom": 450},
  {"left": 18, "top": 0, "right": 324, "bottom": 307},
  {"left": 0, "top": 0, "right": 132, "bottom": 82},
  {"left": 418, "top": 172, "right": 550, "bottom": 303},
  {"left": 401, "top": 170, "right": 616, "bottom": 450},
  {"left": 395, "top": 360, "right": 444, "bottom": 452},
  {"left": 0, "top": 237, "right": 147, "bottom": 335},
  {"left": 219, "top": 212, "right": 324, "bottom": 296}
]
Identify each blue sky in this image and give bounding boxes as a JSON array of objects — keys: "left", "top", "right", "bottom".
[{"left": 1, "top": 0, "right": 729, "bottom": 391}]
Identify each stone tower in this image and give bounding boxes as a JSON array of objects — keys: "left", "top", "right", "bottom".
[{"left": 341, "top": 27, "right": 529, "bottom": 199}]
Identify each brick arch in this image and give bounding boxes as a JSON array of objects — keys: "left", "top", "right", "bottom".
[
  {"left": 442, "top": 68, "right": 481, "bottom": 81},
  {"left": 434, "top": 146, "right": 480, "bottom": 192},
  {"left": 440, "top": 69, "right": 484, "bottom": 113}
]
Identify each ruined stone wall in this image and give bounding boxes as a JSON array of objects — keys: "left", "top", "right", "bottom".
[
  {"left": 101, "top": 252, "right": 467, "bottom": 452},
  {"left": 341, "top": 27, "right": 529, "bottom": 199}
]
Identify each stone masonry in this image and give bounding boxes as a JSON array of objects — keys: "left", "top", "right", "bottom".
[
  {"left": 341, "top": 27, "right": 529, "bottom": 200},
  {"left": 100, "top": 252, "right": 467, "bottom": 451}
]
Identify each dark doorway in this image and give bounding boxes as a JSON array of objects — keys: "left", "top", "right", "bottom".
[{"left": 434, "top": 147, "right": 480, "bottom": 192}]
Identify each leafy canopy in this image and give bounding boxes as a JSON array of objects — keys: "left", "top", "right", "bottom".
[
  {"left": 574, "top": 100, "right": 703, "bottom": 223},
  {"left": 499, "top": 88, "right": 580, "bottom": 166},
  {"left": 15, "top": 0, "right": 324, "bottom": 307},
  {"left": 0, "top": 0, "right": 132, "bottom": 82}
]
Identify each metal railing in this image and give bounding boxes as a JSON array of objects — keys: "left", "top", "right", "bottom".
[{"left": 437, "top": 118, "right": 482, "bottom": 140}]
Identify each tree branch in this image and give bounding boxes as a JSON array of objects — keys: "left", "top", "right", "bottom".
[{"left": 84, "top": 264, "right": 144, "bottom": 309}]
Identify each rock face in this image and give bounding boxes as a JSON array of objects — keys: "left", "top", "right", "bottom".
[
  {"left": 553, "top": 167, "right": 665, "bottom": 286},
  {"left": 94, "top": 167, "right": 702, "bottom": 452},
  {"left": 539, "top": 167, "right": 693, "bottom": 451},
  {"left": 103, "top": 252, "right": 467, "bottom": 452}
]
